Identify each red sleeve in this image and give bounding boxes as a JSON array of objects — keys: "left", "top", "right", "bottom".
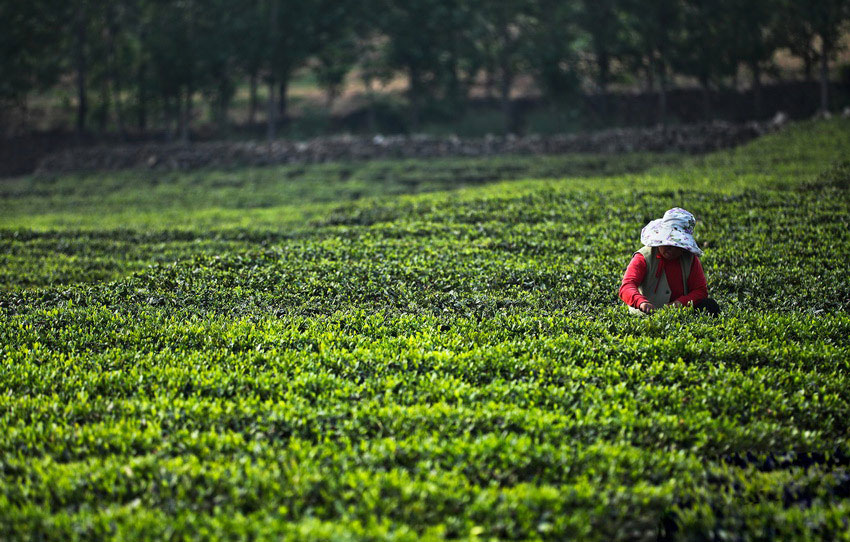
[
  {"left": 676, "top": 255, "right": 708, "bottom": 306},
  {"left": 619, "top": 253, "right": 649, "bottom": 308}
]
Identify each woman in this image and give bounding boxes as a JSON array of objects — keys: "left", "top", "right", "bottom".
[{"left": 619, "top": 207, "right": 720, "bottom": 316}]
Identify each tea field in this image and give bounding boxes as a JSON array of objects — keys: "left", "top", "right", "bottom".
[{"left": 2, "top": 119, "right": 850, "bottom": 541}]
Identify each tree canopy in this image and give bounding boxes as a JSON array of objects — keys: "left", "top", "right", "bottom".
[{"left": 2, "top": 0, "right": 848, "bottom": 137}]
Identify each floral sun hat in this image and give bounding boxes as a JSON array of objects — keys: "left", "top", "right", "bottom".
[{"left": 640, "top": 207, "right": 703, "bottom": 256}]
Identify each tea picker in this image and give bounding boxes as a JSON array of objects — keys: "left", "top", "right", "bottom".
[{"left": 620, "top": 207, "right": 720, "bottom": 316}]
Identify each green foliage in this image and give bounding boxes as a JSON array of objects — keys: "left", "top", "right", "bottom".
[
  {"left": 0, "top": 0, "right": 67, "bottom": 104},
  {"left": 2, "top": 118, "right": 850, "bottom": 540},
  {"left": 6, "top": 0, "right": 850, "bottom": 135}
]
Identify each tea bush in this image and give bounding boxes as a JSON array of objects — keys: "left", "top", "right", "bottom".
[{"left": 1, "top": 118, "right": 850, "bottom": 541}]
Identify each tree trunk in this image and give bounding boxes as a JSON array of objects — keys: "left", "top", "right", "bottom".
[
  {"left": 135, "top": 15, "right": 148, "bottom": 132},
  {"left": 179, "top": 88, "right": 192, "bottom": 142},
  {"left": 484, "top": 68, "right": 496, "bottom": 101},
  {"left": 700, "top": 75, "right": 711, "bottom": 121},
  {"left": 98, "top": 76, "right": 110, "bottom": 133},
  {"left": 266, "top": 79, "right": 276, "bottom": 142},
  {"left": 645, "top": 62, "right": 655, "bottom": 93},
  {"left": 182, "top": 0, "right": 195, "bottom": 142},
  {"left": 803, "top": 55, "right": 814, "bottom": 83},
  {"left": 408, "top": 67, "right": 422, "bottom": 132},
  {"left": 820, "top": 40, "right": 830, "bottom": 113},
  {"left": 367, "top": 94, "right": 376, "bottom": 134},
  {"left": 656, "top": 61, "right": 667, "bottom": 126},
  {"left": 136, "top": 61, "right": 148, "bottom": 130},
  {"left": 105, "top": 4, "right": 125, "bottom": 137},
  {"left": 175, "top": 94, "right": 184, "bottom": 142},
  {"left": 267, "top": 0, "right": 278, "bottom": 141},
  {"left": 215, "top": 78, "right": 230, "bottom": 132},
  {"left": 278, "top": 79, "right": 288, "bottom": 122},
  {"left": 596, "top": 51, "right": 610, "bottom": 117},
  {"left": 74, "top": 2, "right": 88, "bottom": 136},
  {"left": 498, "top": 31, "right": 516, "bottom": 136},
  {"left": 362, "top": 74, "right": 377, "bottom": 133},
  {"left": 596, "top": 51, "right": 610, "bottom": 93},
  {"left": 325, "top": 81, "right": 339, "bottom": 110},
  {"left": 165, "top": 96, "right": 177, "bottom": 142},
  {"left": 751, "top": 61, "right": 762, "bottom": 119},
  {"left": 500, "top": 67, "right": 514, "bottom": 135},
  {"left": 445, "top": 39, "right": 462, "bottom": 113},
  {"left": 249, "top": 72, "right": 258, "bottom": 125}
]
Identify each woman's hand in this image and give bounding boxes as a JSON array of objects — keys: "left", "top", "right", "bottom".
[{"left": 639, "top": 302, "right": 655, "bottom": 314}]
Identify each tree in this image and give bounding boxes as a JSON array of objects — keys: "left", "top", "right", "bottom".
[
  {"left": 196, "top": 0, "right": 244, "bottom": 131},
  {"left": 0, "top": 0, "right": 66, "bottom": 132},
  {"left": 143, "top": 0, "right": 200, "bottom": 140},
  {"left": 529, "top": 0, "right": 583, "bottom": 106},
  {"left": 576, "top": 0, "right": 628, "bottom": 118},
  {"left": 100, "top": 2, "right": 132, "bottom": 134},
  {"left": 310, "top": 0, "right": 362, "bottom": 109},
  {"left": 780, "top": 0, "right": 850, "bottom": 112},
  {"left": 621, "top": 0, "right": 685, "bottom": 124},
  {"left": 375, "top": 0, "right": 465, "bottom": 131},
  {"left": 230, "top": 0, "right": 269, "bottom": 127},
  {"left": 435, "top": 0, "right": 482, "bottom": 114},
  {"left": 70, "top": 0, "right": 93, "bottom": 134},
  {"left": 139, "top": 0, "right": 244, "bottom": 140},
  {"left": 470, "top": 0, "right": 538, "bottom": 134},
  {"left": 262, "top": 0, "right": 321, "bottom": 139},
  {"left": 673, "top": 0, "right": 739, "bottom": 119},
  {"left": 354, "top": 33, "right": 396, "bottom": 133},
  {"left": 78, "top": 1, "right": 143, "bottom": 136},
  {"left": 775, "top": 1, "right": 819, "bottom": 82},
  {"left": 725, "top": 0, "right": 781, "bottom": 118}
]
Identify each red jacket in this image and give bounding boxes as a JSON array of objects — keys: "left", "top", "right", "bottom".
[{"left": 619, "top": 251, "right": 708, "bottom": 308}]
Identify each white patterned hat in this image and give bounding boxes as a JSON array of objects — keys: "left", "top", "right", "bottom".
[{"left": 640, "top": 208, "right": 703, "bottom": 256}]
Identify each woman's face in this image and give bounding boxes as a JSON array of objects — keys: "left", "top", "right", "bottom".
[{"left": 658, "top": 245, "right": 685, "bottom": 260}]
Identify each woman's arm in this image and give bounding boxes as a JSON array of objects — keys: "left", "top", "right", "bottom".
[
  {"left": 620, "top": 253, "right": 650, "bottom": 308},
  {"left": 675, "top": 255, "right": 708, "bottom": 306}
]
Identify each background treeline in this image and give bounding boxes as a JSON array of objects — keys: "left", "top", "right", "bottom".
[{"left": 1, "top": 0, "right": 849, "bottom": 139}]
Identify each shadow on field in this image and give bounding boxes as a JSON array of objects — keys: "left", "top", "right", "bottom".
[{"left": 659, "top": 450, "right": 850, "bottom": 541}]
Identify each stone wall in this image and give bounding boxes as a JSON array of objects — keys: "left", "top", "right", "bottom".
[{"left": 34, "top": 120, "right": 777, "bottom": 175}]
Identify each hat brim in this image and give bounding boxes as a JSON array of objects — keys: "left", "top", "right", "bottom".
[{"left": 640, "top": 220, "right": 703, "bottom": 256}]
